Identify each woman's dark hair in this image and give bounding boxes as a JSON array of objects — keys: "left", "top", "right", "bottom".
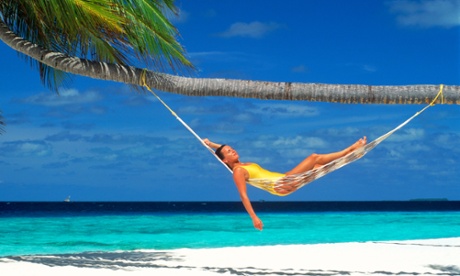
[{"left": 215, "top": 144, "right": 227, "bottom": 160}]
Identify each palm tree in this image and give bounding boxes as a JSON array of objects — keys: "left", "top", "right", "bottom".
[{"left": 0, "top": 0, "right": 459, "bottom": 106}]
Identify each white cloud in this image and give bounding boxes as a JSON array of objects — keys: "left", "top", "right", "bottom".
[
  {"left": 218, "top": 21, "right": 283, "bottom": 38},
  {"left": 319, "top": 127, "right": 363, "bottom": 139},
  {"left": 167, "top": 8, "right": 189, "bottom": 24},
  {"left": 188, "top": 51, "right": 253, "bottom": 65},
  {"left": 343, "top": 63, "right": 378, "bottom": 73},
  {"left": 254, "top": 103, "right": 319, "bottom": 117},
  {"left": 248, "top": 135, "right": 330, "bottom": 164},
  {"left": 388, "top": 0, "right": 460, "bottom": 28},
  {"left": 21, "top": 89, "right": 102, "bottom": 106},
  {"left": 0, "top": 141, "right": 52, "bottom": 157},
  {"left": 250, "top": 135, "right": 325, "bottom": 149},
  {"left": 388, "top": 128, "right": 425, "bottom": 142},
  {"left": 291, "top": 65, "right": 308, "bottom": 73},
  {"left": 272, "top": 136, "right": 327, "bottom": 148},
  {"left": 188, "top": 51, "right": 227, "bottom": 59},
  {"left": 363, "top": 65, "right": 378, "bottom": 72},
  {"left": 434, "top": 133, "right": 460, "bottom": 151},
  {"left": 233, "top": 113, "right": 256, "bottom": 123}
]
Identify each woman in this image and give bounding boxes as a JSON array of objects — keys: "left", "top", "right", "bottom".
[{"left": 203, "top": 137, "right": 367, "bottom": 230}]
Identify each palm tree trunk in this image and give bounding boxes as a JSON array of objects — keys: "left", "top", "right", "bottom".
[{"left": 1, "top": 20, "right": 459, "bottom": 104}]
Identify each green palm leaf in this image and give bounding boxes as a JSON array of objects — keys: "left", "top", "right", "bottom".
[{"left": 0, "top": 0, "right": 192, "bottom": 90}]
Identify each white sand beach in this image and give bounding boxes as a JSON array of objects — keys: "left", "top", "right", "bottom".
[{"left": 1, "top": 238, "right": 459, "bottom": 275}]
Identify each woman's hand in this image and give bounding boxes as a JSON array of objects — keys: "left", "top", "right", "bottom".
[
  {"left": 203, "top": 138, "right": 220, "bottom": 149},
  {"left": 252, "top": 216, "right": 264, "bottom": 231}
]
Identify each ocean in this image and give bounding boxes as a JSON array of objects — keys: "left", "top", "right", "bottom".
[{"left": 1, "top": 201, "right": 460, "bottom": 258}]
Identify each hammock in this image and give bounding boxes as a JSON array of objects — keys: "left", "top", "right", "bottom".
[{"left": 141, "top": 74, "right": 444, "bottom": 196}]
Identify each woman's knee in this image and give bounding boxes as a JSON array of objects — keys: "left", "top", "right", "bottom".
[
  {"left": 306, "top": 153, "right": 325, "bottom": 166},
  {"left": 308, "top": 153, "right": 320, "bottom": 162}
]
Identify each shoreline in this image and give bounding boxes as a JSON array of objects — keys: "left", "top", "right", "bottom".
[{"left": 1, "top": 237, "right": 459, "bottom": 275}]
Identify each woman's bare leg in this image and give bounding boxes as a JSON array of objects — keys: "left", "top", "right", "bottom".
[{"left": 285, "top": 136, "right": 367, "bottom": 175}]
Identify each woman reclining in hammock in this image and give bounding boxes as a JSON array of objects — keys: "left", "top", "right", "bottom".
[{"left": 203, "top": 137, "right": 367, "bottom": 230}]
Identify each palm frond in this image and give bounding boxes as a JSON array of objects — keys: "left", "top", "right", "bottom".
[
  {"left": 117, "top": 0, "right": 192, "bottom": 70},
  {"left": 0, "top": 0, "right": 193, "bottom": 90}
]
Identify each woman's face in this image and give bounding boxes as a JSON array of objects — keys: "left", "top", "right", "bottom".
[{"left": 221, "top": 145, "right": 239, "bottom": 162}]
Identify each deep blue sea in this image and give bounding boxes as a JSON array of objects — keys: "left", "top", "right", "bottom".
[{"left": 1, "top": 201, "right": 460, "bottom": 257}]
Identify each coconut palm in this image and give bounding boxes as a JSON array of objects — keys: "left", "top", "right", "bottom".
[{"left": 0, "top": 0, "right": 458, "bottom": 105}]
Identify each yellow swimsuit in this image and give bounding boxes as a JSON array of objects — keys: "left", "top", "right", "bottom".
[
  {"left": 239, "top": 163, "right": 286, "bottom": 196},
  {"left": 240, "top": 163, "right": 285, "bottom": 179}
]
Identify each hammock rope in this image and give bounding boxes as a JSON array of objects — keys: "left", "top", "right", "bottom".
[
  {"left": 140, "top": 72, "right": 443, "bottom": 196},
  {"left": 140, "top": 70, "right": 232, "bottom": 172}
]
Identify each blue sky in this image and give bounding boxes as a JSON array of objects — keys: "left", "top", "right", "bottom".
[{"left": 0, "top": 0, "right": 459, "bottom": 201}]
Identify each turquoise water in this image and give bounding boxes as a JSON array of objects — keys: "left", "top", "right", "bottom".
[{"left": 1, "top": 211, "right": 460, "bottom": 257}]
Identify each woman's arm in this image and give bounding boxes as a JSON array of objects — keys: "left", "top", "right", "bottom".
[
  {"left": 233, "top": 167, "right": 264, "bottom": 231},
  {"left": 202, "top": 138, "right": 221, "bottom": 149}
]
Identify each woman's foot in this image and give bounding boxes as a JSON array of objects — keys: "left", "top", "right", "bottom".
[{"left": 349, "top": 136, "right": 367, "bottom": 152}]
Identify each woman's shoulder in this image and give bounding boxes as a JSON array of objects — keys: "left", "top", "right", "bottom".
[
  {"left": 233, "top": 163, "right": 252, "bottom": 174},
  {"left": 234, "top": 163, "right": 249, "bottom": 170}
]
